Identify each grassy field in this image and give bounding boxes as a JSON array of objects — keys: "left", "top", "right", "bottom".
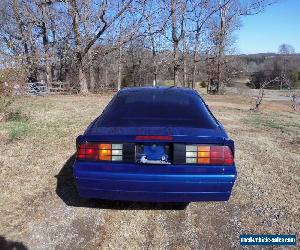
[{"left": 0, "top": 91, "right": 299, "bottom": 249}]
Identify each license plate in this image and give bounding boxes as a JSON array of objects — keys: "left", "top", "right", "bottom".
[{"left": 136, "top": 143, "right": 171, "bottom": 164}]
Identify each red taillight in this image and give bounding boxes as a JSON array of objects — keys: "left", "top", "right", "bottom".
[
  {"left": 186, "top": 145, "right": 234, "bottom": 165},
  {"left": 77, "top": 143, "right": 99, "bottom": 160},
  {"left": 135, "top": 135, "right": 173, "bottom": 141},
  {"left": 77, "top": 143, "right": 123, "bottom": 161}
]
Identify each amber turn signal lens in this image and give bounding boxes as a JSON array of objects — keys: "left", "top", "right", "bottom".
[
  {"left": 99, "top": 143, "right": 112, "bottom": 161},
  {"left": 99, "top": 144, "right": 111, "bottom": 150},
  {"left": 197, "top": 157, "right": 210, "bottom": 164}
]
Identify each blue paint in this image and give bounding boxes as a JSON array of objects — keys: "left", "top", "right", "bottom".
[
  {"left": 143, "top": 144, "right": 167, "bottom": 161},
  {"left": 73, "top": 87, "right": 237, "bottom": 202},
  {"left": 73, "top": 161, "right": 236, "bottom": 202}
]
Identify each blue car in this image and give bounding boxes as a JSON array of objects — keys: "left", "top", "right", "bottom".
[{"left": 73, "top": 87, "right": 237, "bottom": 202}]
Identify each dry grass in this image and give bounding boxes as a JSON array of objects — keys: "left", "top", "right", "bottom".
[{"left": 0, "top": 92, "right": 299, "bottom": 249}]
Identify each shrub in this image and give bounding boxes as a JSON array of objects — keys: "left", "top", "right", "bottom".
[
  {"left": 0, "top": 97, "right": 29, "bottom": 122},
  {"left": 200, "top": 81, "right": 207, "bottom": 88},
  {"left": 9, "top": 121, "right": 31, "bottom": 140}
]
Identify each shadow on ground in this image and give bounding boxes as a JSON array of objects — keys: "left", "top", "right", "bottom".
[
  {"left": 0, "top": 236, "right": 27, "bottom": 250},
  {"left": 55, "top": 154, "right": 188, "bottom": 210}
]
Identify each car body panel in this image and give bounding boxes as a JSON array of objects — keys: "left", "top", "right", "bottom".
[
  {"left": 73, "top": 87, "right": 237, "bottom": 202},
  {"left": 74, "top": 161, "right": 236, "bottom": 202}
]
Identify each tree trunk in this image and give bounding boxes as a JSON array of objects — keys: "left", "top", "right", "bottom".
[
  {"left": 70, "top": 0, "right": 89, "bottom": 94},
  {"left": 46, "top": 65, "right": 52, "bottom": 83},
  {"left": 183, "top": 32, "right": 188, "bottom": 87},
  {"left": 40, "top": 1, "right": 52, "bottom": 84},
  {"left": 146, "top": 13, "right": 159, "bottom": 87},
  {"left": 173, "top": 41, "right": 180, "bottom": 86},
  {"left": 191, "top": 64, "right": 196, "bottom": 89},
  {"left": 78, "top": 64, "right": 88, "bottom": 94},
  {"left": 171, "top": 0, "right": 182, "bottom": 87},
  {"left": 88, "top": 50, "right": 96, "bottom": 92},
  {"left": 12, "top": 0, "right": 32, "bottom": 80},
  {"left": 192, "top": 23, "right": 200, "bottom": 89},
  {"left": 151, "top": 29, "right": 158, "bottom": 86},
  {"left": 117, "top": 46, "right": 122, "bottom": 91},
  {"left": 183, "top": 58, "right": 187, "bottom": 87},
  {"left": 89, "top": 66, "right": 96, "bottom": 92},
  {"left": 217, "top": 0, "right": 227, "bottom": 94},
  {"left": 153, "top": 65, "right": 157, "bottom": 87},
  {"left": 117, "top": 63, "right": 122, "bottom": 91}
]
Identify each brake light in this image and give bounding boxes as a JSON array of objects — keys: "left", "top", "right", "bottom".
[
  {"left": 77, "top": 143, "right": 123, "bottom": 161},
  {"left": 135, "top": 135, "right": 173, "bottom": 141},
  {"left": 185, "top": 145, "right": 234, "bottom": 165}
]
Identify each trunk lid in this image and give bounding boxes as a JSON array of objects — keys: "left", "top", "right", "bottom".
[{"left": 85, "top": 126, "right": 228, "bottom": 144}]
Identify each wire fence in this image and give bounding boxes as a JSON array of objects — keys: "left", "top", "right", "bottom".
[{"left": 24, "top": 81, "right": 79, "bottom": 96}]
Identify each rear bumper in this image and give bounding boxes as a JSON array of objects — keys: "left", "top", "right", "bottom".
[{"left": 73, "top": 161, "right": 237, "bottom": 202}]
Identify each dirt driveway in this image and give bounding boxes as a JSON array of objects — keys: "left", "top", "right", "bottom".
[{"left": 0, "top": 92, "right": 299, "bottom": 249}]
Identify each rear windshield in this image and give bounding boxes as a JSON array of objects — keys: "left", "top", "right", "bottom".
[{"left": 97, "top": 90, "right": 218, "bottom": 128}]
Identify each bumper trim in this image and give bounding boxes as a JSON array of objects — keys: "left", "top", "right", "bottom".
[{"left": 78, "top": 188, "right": 232, "bottom": 202}]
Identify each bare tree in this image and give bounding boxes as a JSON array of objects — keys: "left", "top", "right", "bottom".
[
  {"left": 278, "top": 44, "right": 295, "bottom": 55},
  {"left": 189, "top": 0, "right": 219, "bottom": 89},
  {"left": 291, "top": 93, "right": 297, "bottom": 112},
  {"left": 0, "top": 0, "right": 279, "bottom": 93},
  {"left": 206, "top": 0, "right": 276, "bottom": 94},
  {"left": 169, "top": 0, "right": 186, "bottom": 86},
  {"left": 251, "top": 77, "right": 279, "bottom": 111},
  {"left": 143, "top": 1, "right": 169, "bottom": 86},
  {"left": 278, "top": 43, "right": 295, "bottom": 89},
  {"left": 67, "top": 0, "right": 134, "bottom": 93}
]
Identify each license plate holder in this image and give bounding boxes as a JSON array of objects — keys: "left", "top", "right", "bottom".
[{"left": 136, "top": 143, "right": 171, "bottom": 164}]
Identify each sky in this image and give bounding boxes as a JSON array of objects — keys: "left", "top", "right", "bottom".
[{"left": 236, "top": 0, "right": 300, "bottom": 54}]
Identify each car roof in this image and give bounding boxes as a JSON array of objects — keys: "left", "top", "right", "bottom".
[{"left": 119, "top": 86, "right": 199, "bottom": 96}]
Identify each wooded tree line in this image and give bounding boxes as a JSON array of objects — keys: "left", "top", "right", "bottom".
[
  {"left": 238, "top": 44, "right": 300, "bottom": 90},
  {"left": 248, "top": 53, "right": 300, "bottom": 89},
  {"left": 0, "top": 0, "right": 276, "bottom": 94}
]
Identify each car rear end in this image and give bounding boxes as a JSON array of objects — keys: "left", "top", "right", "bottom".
[{"left": 73, "top": 87, "right": 237, "bottom": 202}]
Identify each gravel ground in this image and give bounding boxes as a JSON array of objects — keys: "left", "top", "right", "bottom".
[{"left": 0, "top": 92, "right": 299, "bottom": 249}]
